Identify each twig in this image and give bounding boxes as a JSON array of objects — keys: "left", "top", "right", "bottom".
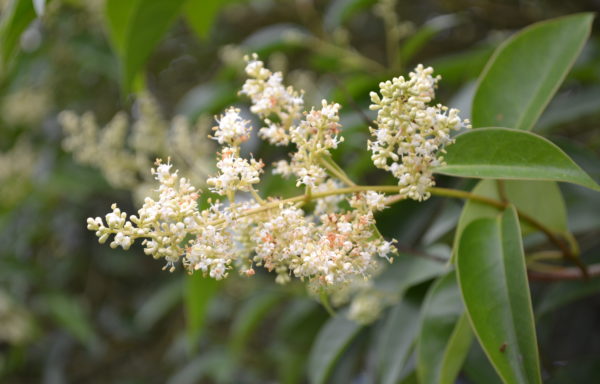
[{"left": 528, "top": 264, "right": 600, "bottom": 281}]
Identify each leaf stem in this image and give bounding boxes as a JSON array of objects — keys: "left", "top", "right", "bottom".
[
  {"left": 319, "top": 291, "right": 337, "bottom": 317},
  {"left": 429, "top": 187, "right": 588, "bottom": 278}
]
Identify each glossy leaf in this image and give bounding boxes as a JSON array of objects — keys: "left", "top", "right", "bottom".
[
  {"left": 104, "top": 0, "right": 186, "bottom": 93},
  {"left": 472, "top": 13, "right": 593, "bottom": 131},
  {"left": 457, "top": 206, "right": 541, "bottom": 384},
  {"left": 417, "top": 272, "right": 473, "bottom": 384},
  {"left": 308, "top": 314, "right": 362, "bottom": 384},
  {"left": 0, "top": 0, "right": 36, "bottom": 70},
  {"left": 376, "top": 296, "right": 422, "bottom": 384},
  {"left": 454, "top": 179, "right": 568, "bottom": 251},
  {"left": 435, "top": 128, "right": 600, "bottom": 191},
  {"left": 185, "top": 273, "right": 220, "bottom": 352}
]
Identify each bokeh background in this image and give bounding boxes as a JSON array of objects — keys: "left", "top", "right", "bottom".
[{"left": 1, "top": 0, "right": 600, "bottom": 383}]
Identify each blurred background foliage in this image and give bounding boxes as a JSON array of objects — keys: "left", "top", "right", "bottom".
[{"left": 0, "top": 0, "right": 599, "bottom": 383}]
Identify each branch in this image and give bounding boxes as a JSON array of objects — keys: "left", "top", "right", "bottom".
[
  {"left": 528, "top": 264, "right": 600, "bottom": 281},
  {"left": 429, "top": 187, "right": 589, "bottom": 278}
]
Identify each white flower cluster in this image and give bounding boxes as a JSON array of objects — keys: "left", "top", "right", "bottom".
[
  {"left": 241, "top": 55, "right": 346, "bottom": 188},
  {"left": 206, "top": 108, "right": 264, "bottom": 195},
  {"left": 60, "top": 93, "right": 214, "bottom": 202},
  {"left": 84, "top": 55, "right": 477, "bottom": 296},
  {"left": 368, "top": 64, "right": 470, "bottom": 200},
  {"left": 240, "top": 54, "right": 304, "bottom": 146},
  {"left": 88, "top": 160, "right": 393, "bottom": 286},
  {"left": 88, "top": 160, "right": 233, "bottom": 278},
  {"left": 252, "top": 198, "right": 393, "bottom": 286},
  {"left": 274, "top": 100, "right": 344, "bottom": 187}
]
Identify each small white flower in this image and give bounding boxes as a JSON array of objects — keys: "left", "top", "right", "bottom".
[{"left": 213, "top": 108, "right": 251, "bottom": 146}]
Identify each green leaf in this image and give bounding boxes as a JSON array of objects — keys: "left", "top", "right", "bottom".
[
  {"left": 430, "top": 47, "right": 494, "bottom": 86},
  {"left": 417, "top": 272, "right": 473, "bottom": 384},
  {"left": 241, "top": 24, "right": 310, "bottom": 54},
  {"left": 374, "top": 252, "right": 448, "bottom": 296},
  {"left": 183, "top": 0, "right": 239, "bottom": 40},
  {"left": 536, "top": 278, "right": 600, "bottom": 319},
  {"left": 376, "top": 295, "right": 422, "bottom": 384},
  {"left": 0, "top": 0, "right": 37, "bottom": 70},
  {"left": 457, "top": 206, "right": 542, "bottom": 384},
  {"left": 454, "top": 179, "right": 568, "bottom": 249},
  {"left": 104, "top": 0, "right": 136, "bottom": 56},
  {"left": 45, "top": 294, "right": 99, "bottom": 351},
  {"left": 400, "top": 14, "right": 459, "bottom": 63},
  {"left": 134, "top": 278, "right": 183, "bottom": 330},
  {"left": 104, "top": 0, "right": 186, "bottom": 93},
  {"left": 184, "top": 273, "right": 220, "bottom": 352},
  {"left": 308, "top": 314, "right": 362, "bottom": 384},
  {"left": 434, "top": 128, "right": 600, "bottom": 191},
  {"left": 464, "top": 342, "right": 503, "bottom": 384},
  {"left": 229, "top": 290, "right": 282, "bottom": 357},
  {"left": 324, "top": 0, "right": 376, "bottom": 31},
  {"left": 472, "top": 13, "right": 593, "bottom": 131},
  {"left": 536, "top": 87, "right": 600, "bottom": 132}
]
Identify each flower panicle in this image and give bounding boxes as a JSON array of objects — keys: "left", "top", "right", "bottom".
[
  {"left": 368, "top": 64, "right": 471, "bottom": 201},
  {"left": 87, "top": 55, "right": 470, "bottom": 294}
]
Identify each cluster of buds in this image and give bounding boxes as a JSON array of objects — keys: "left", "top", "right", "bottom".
[
  {"left": 368, "top": 64, "right": 470, "bottom": 200},
  {"left": 207, "top": 108, "right": 264, "bottom": 195},
  {"left": 86, "top": 55, "right": 464, "bottom": 294},
  {"left": 274, "top": 100, "right": 343, "bottom": 187},
  {"left": 251, "top": 195, "right": 393, "bottom": 286},
  {"left": 240, "top": 54, "right": 304, "bottom": 146}
]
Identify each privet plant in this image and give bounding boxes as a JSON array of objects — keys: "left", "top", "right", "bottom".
[
  {"left": 85, "top": 57, "right": 468, "bottom": 287},
  {"left": 79, "top": 13, "right": 600, "bottom": 384},
  {"left": 2, "top": 0, "right": 598, "bottom": 382}
]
